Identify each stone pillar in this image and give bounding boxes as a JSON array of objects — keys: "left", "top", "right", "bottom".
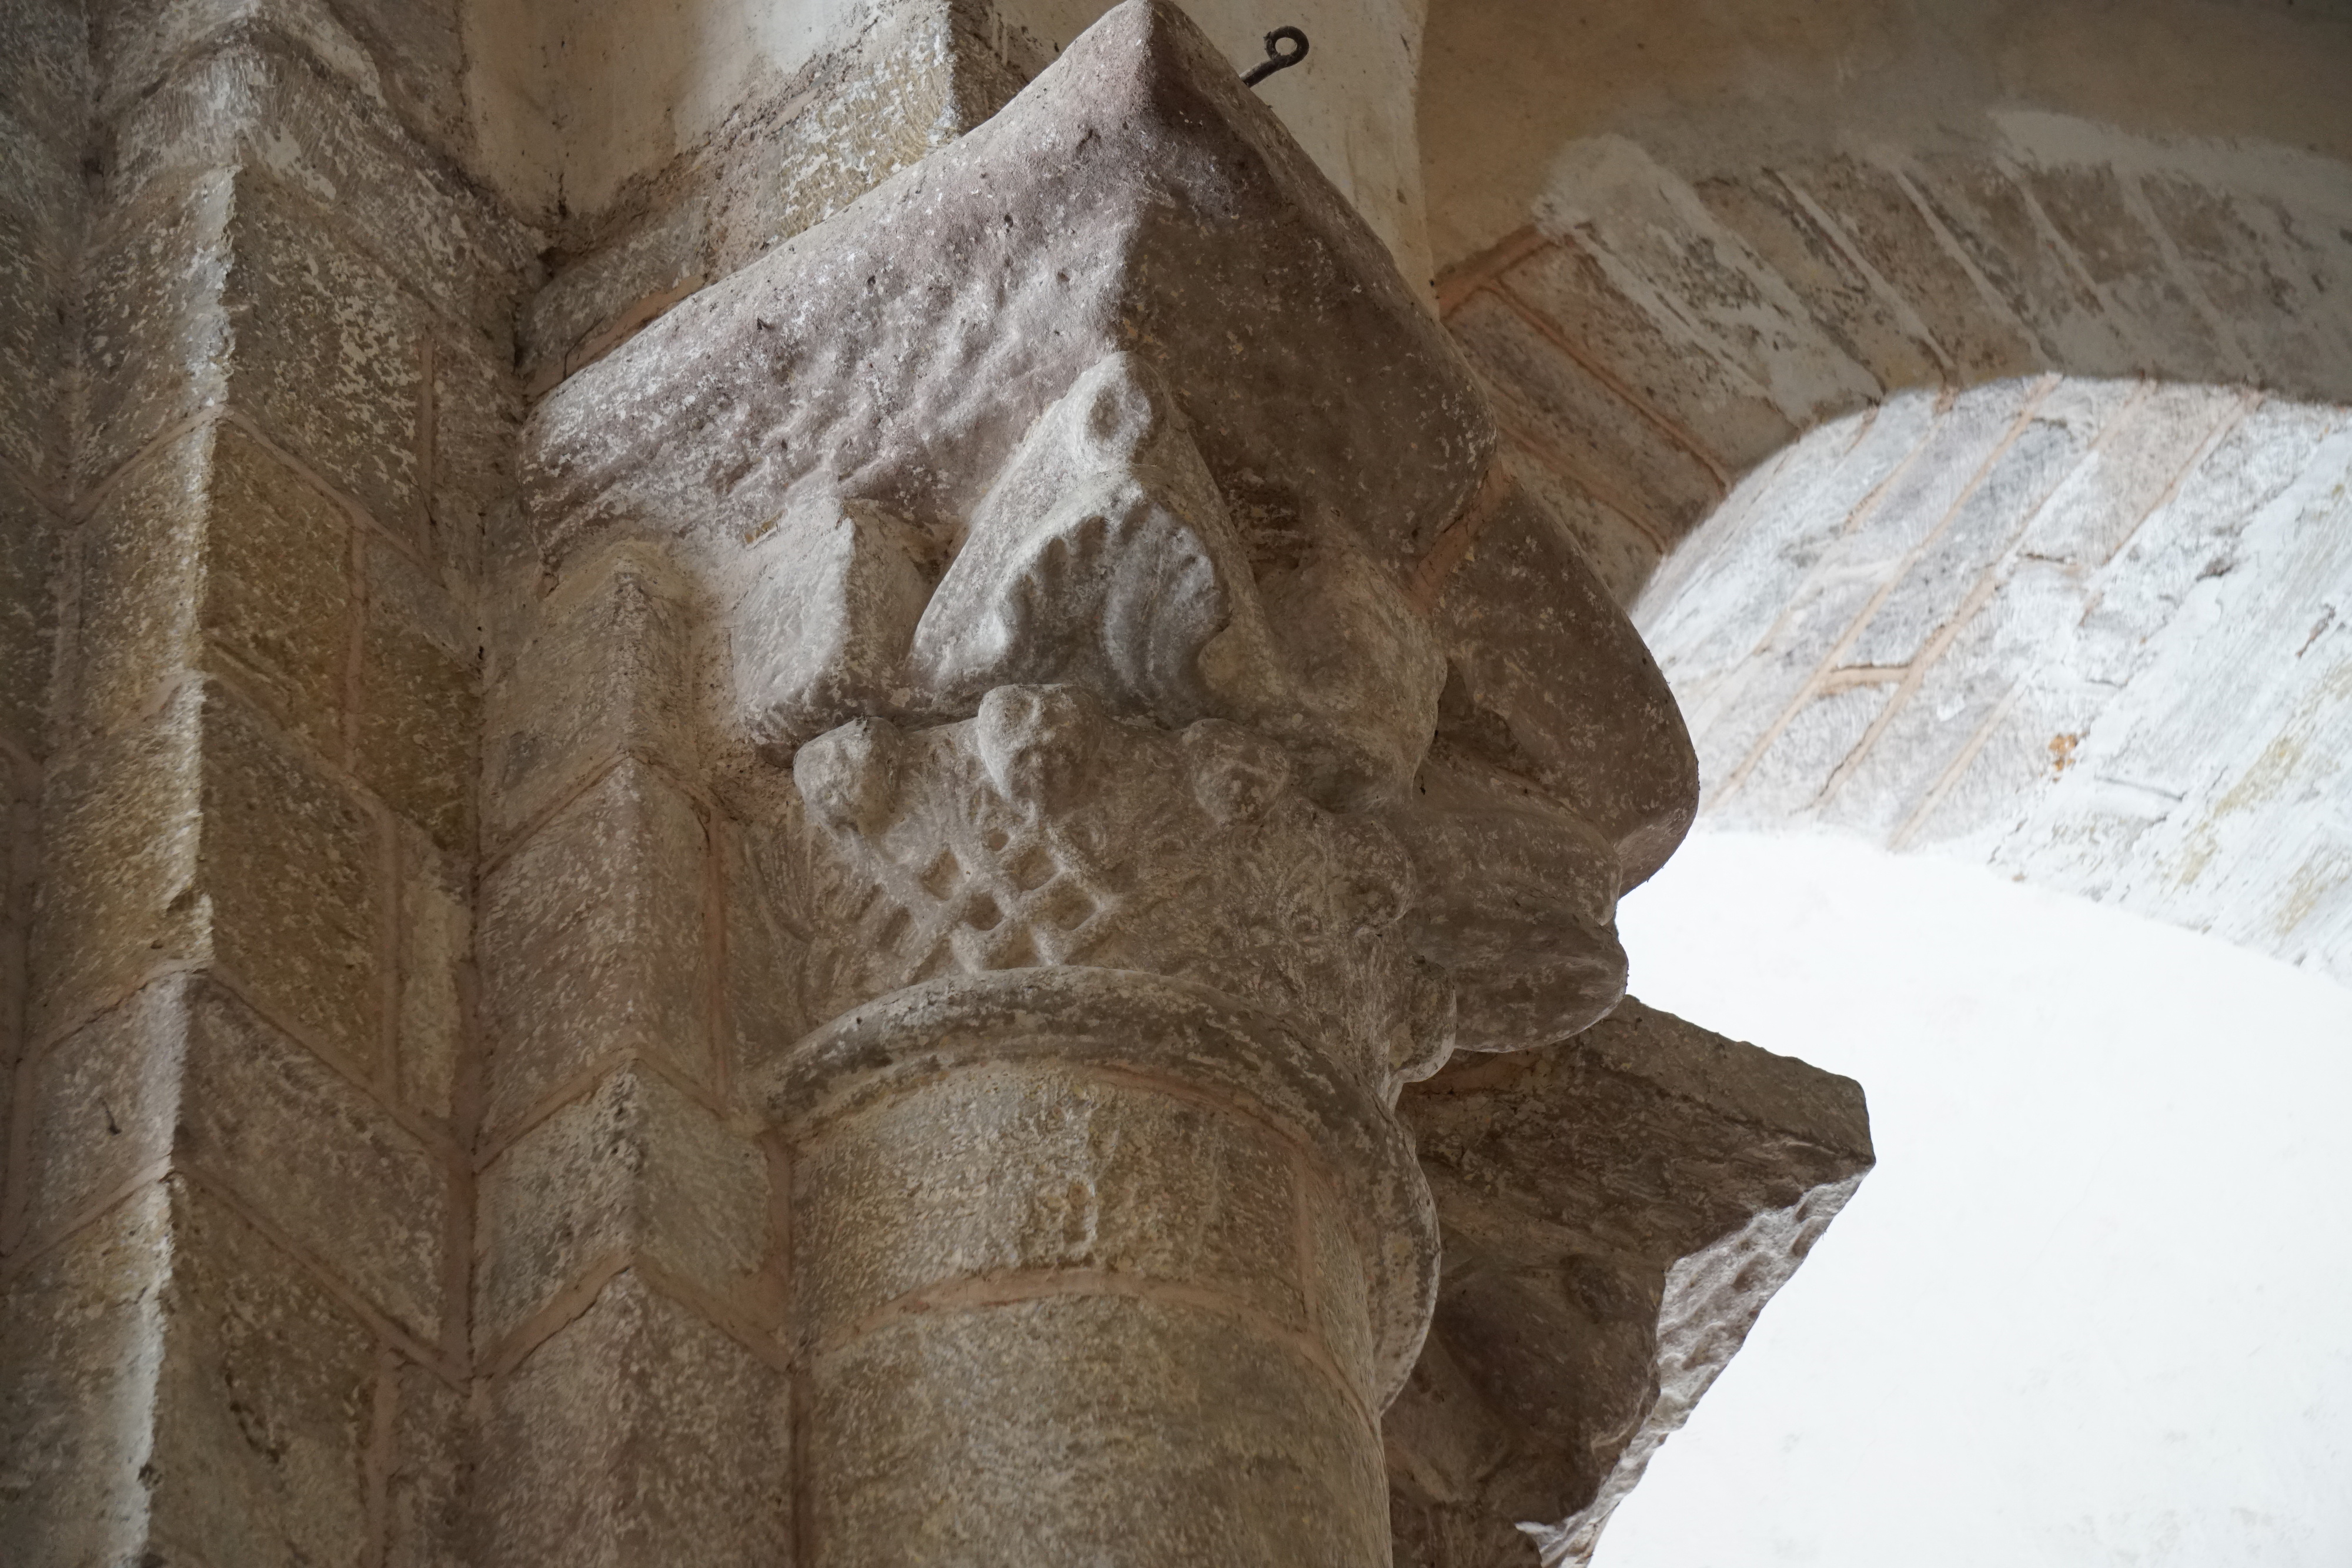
[
  {"left": 515, "top": 2, "right": 1698, "bottom": 1557},
  {"left": 769, "top": 694, "right": 1443, "bottom": 1560},
  {"left": 0, "top": 7, "right": 534, "bottom": 1562},
  {"left": 776, "top": 972, "right": 1413, "bottom": 1563}
]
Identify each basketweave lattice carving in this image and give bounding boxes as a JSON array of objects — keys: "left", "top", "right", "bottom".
[
  {"left": 743, "top": 345, "right": 1641, "bottom": 1075},
  {"left": 795, "top": 686, "right": 1435, "bottom": 1086}
]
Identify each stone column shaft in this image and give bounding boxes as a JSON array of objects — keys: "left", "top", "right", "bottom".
[{"left": 778, "top": 974, "right": 1402, "bottom": 1563}]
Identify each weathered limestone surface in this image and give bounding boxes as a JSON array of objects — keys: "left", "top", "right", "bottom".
[
  {"left": 480, "top": 4, "right": 1800, "bottom": 1562},
  {"left": 1638, "top": 380, "right": 2352, "bottom": 986},
  {"left": 3, "top": 0, "right": 1873, "bottom": 1562},
  {"left": 1, "top": 2, "right": 530, "bottom": 1562},
  {"left": 1414, "top": 4, "right": 2352, "bottom": 994},
  {"left": 1428, "top": 116, "right": 2352, "bottom": 611},
  {"left": 1388, "top": 999, "right": 1872, "bottom": 1566},
  {"left": 522, "top": 3, "right": 1488, "bottom": 582}
]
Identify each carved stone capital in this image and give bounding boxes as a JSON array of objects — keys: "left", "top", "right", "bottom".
[{"left": 516, "top": 2, "right": 1715, "bottom": 1560}]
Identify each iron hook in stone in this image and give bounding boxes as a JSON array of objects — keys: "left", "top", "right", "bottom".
[{"left": 1242, "top": 26, "right": 1309, "bottom": 87}]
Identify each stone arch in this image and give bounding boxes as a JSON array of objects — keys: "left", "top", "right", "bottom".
[{"left": 1415, "top": 2, "right": 2352, "bottom": 978}]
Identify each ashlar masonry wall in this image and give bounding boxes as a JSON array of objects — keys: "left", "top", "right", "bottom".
[{"left": 0, "top": 1, "right": 536, "bottom": 1559}]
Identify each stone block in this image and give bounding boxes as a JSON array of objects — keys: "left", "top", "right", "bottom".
[
  {"left": 1783, "top": 156, "right": 2040, "bottom": 384},
  {"left": 0, "top": 133, "right": 76, "bottom": 487},
  {"left": 202, "top": 419, "right": 358, "bottom": 755},
  {"left": 474, "top": 1064, "right": 767, "bottom": 1353},
  {"left": 2181, "top": 187, "right": 2352, "bottom": 404},
  {"left": 477, "top": 1272, "right": 789, "bottom": 1566},
  {"left": 1901, "top": 682, "right": 2086, "bottom": 850},
  {"left": 1432, "top": 478, "right": 1698, "bottom": 887},
  {"left": 2017, "top": 382, "right": 2241, "bottom": 569},
  {"left": 106, "top": 36, "right": 535, "bottom": 343},
  {"left": 0, "top": 469, "right": 62, "bottom": 752},
  {"left": 0, "top": 0, "right": 92, "bottom": 169},
  {"left": 201, "top": 681, "right": 382, "bottom": 1065},
  {"left": 2074, "top": 399, "right": 2339, "bottom": 688},
  {"left": 429, "top": 325, "right": 518, "bottom": 579},
  {"left": 14, "top": 974, "right": 189, "bottom": 1248},
  {"left": 1676, "top": 572, "right": 1877, "bottom": 804},
  {"left": 1720, "top": 683, "right": 1890, "bottom": 824},
  {"left": 1395, "top": 999, "right": 1873, "bottom": 1559},
  {"left": 145, "top": 1176, "right": 379, "bottom": 1568},
  {"left": 396, "top": 823, "right": 468, "bottom": 1121},
  {"left": 221, "top": 170, "right": 425, "bottom": 539},
  {"left": 522, "top": 191, "right": 709, "bottom": 385},
  {"left": 1693, "top": 173, "right": 1940, "bottom": 396},
  {"left": 524, "top": 0, "right": 1485, "bottom": 574},
  {"left": 2014, "top": 161, "right": 2236, "bottom": 383},
  {"left": 793, "top": 1064, "right": 1307, "bottom": 1345},
  {"left": 96, "top": 0, "right": 384, "bottom": 119},
  {"left": 808, "top": 1293, "right": 1386, "bottom": 1567},
  {"left": 0, "top": 1183, "right": 169, "bottom": 1564},
  {"left": 175, "top": 982, "right": 446, "bottom": 1340},
  {"left": 1843, "top": 385, "right": 2113, "bottom": 668},
  {"left": 1639, "top": 387, "right": 1942, "bottom": 697},
  {"left": 1538, "top": 136, "right": 1879, "bottom": 427},
  {"left": 17, "top": 976, "right": 446, "bottom": 1339},
  {"left": 385, "top": 1358, "right": 467, "bottom": 1568},
  {"left": 719, "top": 812, "right": 814, "bottom": 1087},
  {"left": 1450, "top": 292, "right": 1720, "bottom": 543},
  {"left": 478, "top": 758, "right": 711, "bottom": 1135},
  {"left": 1501, "top": 239, "right": 1799, "bottom": 479},
  {"left": 1823, "top": 559, "right": 2090, "bottom": 838},
  {"left": 1496, "top": 444, "right": 1660, "bottom": 609},
  {"left": 695, "top": 0, "right": 1050, "bottom": 287},
  {"left": 356, "top": 545, "right": 477, "bottom": 850},
  {"left": 78, "top": 167, "right": 233, "bottom": 493},
  {"left": 1906, "top": 152, "right": 2137, "bottom": 378},
  {"left": 68, "top": 426, "right": 208, "bottom": 746},
  {"left": 1839, "top": 375, "right": 2046, "bottom": 567},
  {"left": 32, "top": 684, "right": 206, "bottom": 1043},
  {"left": 310, "top": 0, "right": 470, "bottom": 172},
  {"left": 482, "top": 546, "right": 699, "bottom": 850}
]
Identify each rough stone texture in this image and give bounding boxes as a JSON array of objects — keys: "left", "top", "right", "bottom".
[
  {"left": 385, "top": 1358, "right": 469, "bottom": 1568},
  {"left": 2, "top": 6, "right": 526, "bottom": 1563},
  {"left": 811, "top": 1292, "right": 1389, "bottom": 1567},
  {"left": 524, "top": 0, "right": 1490, "bottom": 583},
  {"left": 1429, "top": 474, "right": 1698, "bottom": 888},
  {"left": 476, "top": 1271, "right": 790, "bottom": 1566},
  {"left": 478, "top": 758, "right": 713, "bottom": 1137},
  {"left": 357, "top": 537, "right": 479, "bottom": 851},
  {"left": 201, "top": 682, "right": 383, "bottom": 1064},
  {"left": 220, "top": 173, "right": 427, "bottom": 537},
  {"left": 394, "top": 821, "right": 469, "bottom": 1122},
  {"left": 1388, "top": 999, "right": 1874, "bottom": 1566},
  {"left": 1641, "top": 382, "right": 2352, "bottom": 986},
  {"left": 31, "top": 684, "right": 208, "bottom": 1044},
  {"left": 142, "top": 1177, "right": 383, "bottom": 1568},
  {"left": 793, "top": 1061, "right": 1309, "bottom": 1342},
  {"left": 513, "top": 0, "right": 1050, "bottom": 392},
  {"left": 77, "top": 168, "right": 234, "bottom": 493},
  {"left": 473, "top": 1063, "right": 768, "bottom": 1353},
  {"left": 0, "top": 1186, "right": 169, "bottom": 1566},
  {"left": 480, "top": 541, "right": 699, "bottom": 850},
  {"left": 4, "top": 0, "right": 102, "bottom": 1278},
  {"left": 0, "top": 0, "right": 1930, "bottom": 1560},
  {"left": 1431, "top": 113, "right": 2352, "bottom": 614},
  {"left": 501, "top": 11, "right": 1736, "bottom": 1562},
  {"left": 101, "top": 26, "right": 539, "bottom": 349},
  {"left": 765, "top": 967, "right": 1439, "bottom": 1410}
]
